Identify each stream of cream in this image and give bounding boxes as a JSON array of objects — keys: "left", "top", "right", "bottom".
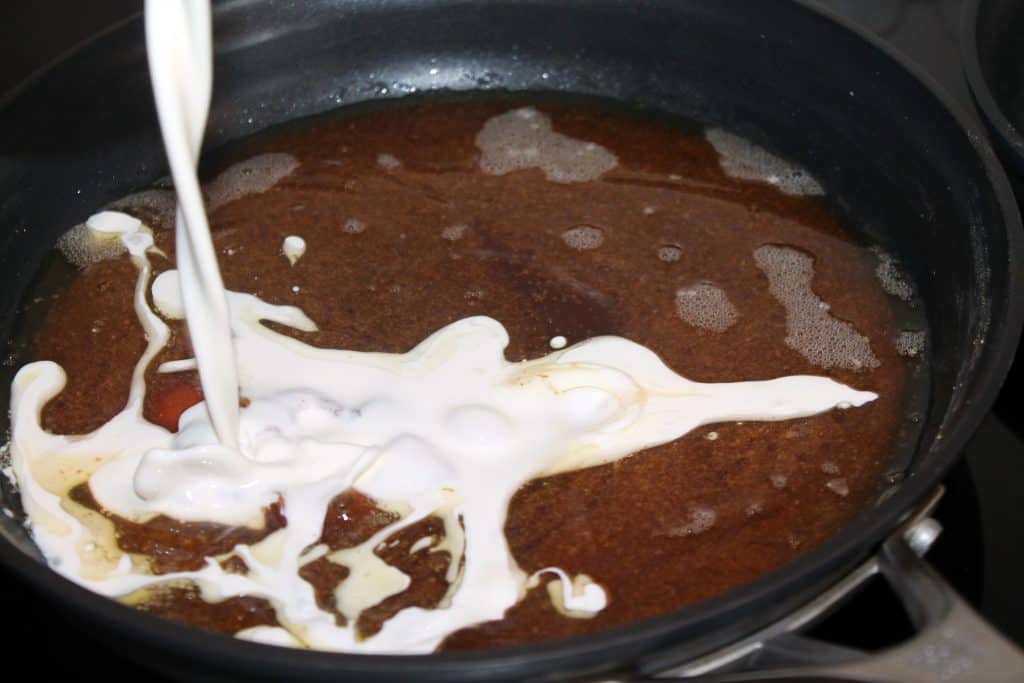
[
  {"left": 7, "top": 0, "right": 879, "bottom": 654},
  {"left": 145, "top": 0, "right": 239, "bottom": 449}
]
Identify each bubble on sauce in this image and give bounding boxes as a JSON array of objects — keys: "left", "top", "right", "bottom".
[
  {"left": 675, "top": 283, "right": 738, "bottom": 332},
  {"left": 658, "top": 244, "right": 683, "bottom": 262},
  {"left": 561, "top": 225, "right": 605, "bottom": 251},
  {"left": 442, "top": 223, "right": 468, "bottom": 241},
  {"left": 475, "top": 107, "right": 618, "bottom": 183},
  {"left": 821, "top": 461, "right": 840, "bottom": 475},
  {"left": 896, "top": 330, "right": 926, "bottom": 358},
  {"left": 377, "top": 153, "right": 401, "bottom": 170},
  {"left": 205, "top": 153, "right": 299, "bottom": 211},
  {"left": 107, "top": 189, "right": 177, "bottom": 229},
  {"left": 871, "top": 247, "right": 913, "bottom": 301},
  {"left": 668, "top": 507, "right": 717, "bottom": 537},
  {"left": 343, "top": 218, "right": 367, "bottom": 234},
  {"left": 753, "top": 245, "right": 880, "bottom": 370},
  {"left": 705, "top": 128, "right": 824, "bottom": 196},
  {"left": 770, "top": 473, "right": 788, "bottom": 488},
  {"left": 826, "top": 478, "right": 850, "bottom": 497}
]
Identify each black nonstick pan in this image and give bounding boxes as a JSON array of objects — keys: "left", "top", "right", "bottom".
[
  {"left": 1, "top": 1, "right": 1022, "bottom": 680},
  {"left": 962, "top": 0, "right": 1024, "bottom": 175}
]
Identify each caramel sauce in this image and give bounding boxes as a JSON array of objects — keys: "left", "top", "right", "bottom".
[{"left": 28, "top": 98, "right": 912, "bottom": 649}]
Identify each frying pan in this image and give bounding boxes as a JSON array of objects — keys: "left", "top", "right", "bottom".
[
  {"left": 962, "top": 0, "right": 1024, "bottom": 175},
  {"left": 1, "top": 1, "right": 1022, "bottom": 680}
]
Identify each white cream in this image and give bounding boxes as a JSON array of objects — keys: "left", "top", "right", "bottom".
[
  {"left": 532, "top": 567, "right": 606, "bottom": 617},
  {"left": 87, "top": 211, "right": 143, "bottom": 235}
]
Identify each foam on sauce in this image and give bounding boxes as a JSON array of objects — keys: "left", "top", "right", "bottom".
[
  {"left": 205, "top": 153, "right": 300, "bottom": 212},
  {"left": 441, "top": 223, "right": 468, "bottom": 241},
  {"left": 706, "top": 128, "right": 824, "bottom": 197},
  {"left": 108, "top": 189, "right": 177, "bottom": 228},
  {"left": 896, "top": 330, "right": 926, "bottom": 358},
  {"left": 754, "top": 245, "right": 880, "bottom": 370},
  {"left": 57, "top": 154, "right": 296, "bottom": 270},
  {"left": 475, "top": 107, "right": 618, "bottom": 183},
  {"left": 674, "top": 283, "right": 739, "bottom": 332},
  {"left": 376, "top": 153, "right": 401, "bottom": 170},
  {"left": 871, "top": 247, "right": 913, "bottom": 301},
  {"left": 658, "top": 245, "right": 683, "bottom": 263},
  {"left": 561, "top": 225, "right": 605, "bottom": 251},
  {"left": 667, "top": 507, "right": 717, "bottom": 537},
  {"left": 343, "top": 218, "right": 367, "bottom": 234}
]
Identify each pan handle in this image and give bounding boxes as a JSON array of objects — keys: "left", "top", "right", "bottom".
[{"left": 648, "top": 497, "right": 1024, "bottom": 682}]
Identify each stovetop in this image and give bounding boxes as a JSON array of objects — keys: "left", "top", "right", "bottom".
[{"left": 1, "top": 0, "right": 1022, "bottom": 677}]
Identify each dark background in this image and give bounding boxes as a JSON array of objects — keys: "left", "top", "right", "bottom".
[{"left": 1, "top": 0, "right": 1022, "bottom": 678}]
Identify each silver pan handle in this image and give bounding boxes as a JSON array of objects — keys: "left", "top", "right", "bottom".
[{"left": 650, "top": 490, "right": 1024, "bottom": 682}]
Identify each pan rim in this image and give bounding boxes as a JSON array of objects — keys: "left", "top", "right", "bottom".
[{"left": 961, "top": 0, "right": 1024, "bottom": 172}]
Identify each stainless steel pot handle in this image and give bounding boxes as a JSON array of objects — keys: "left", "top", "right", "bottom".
[{"left": 650, "top": 489, "right": 1024, "bottom": 682}]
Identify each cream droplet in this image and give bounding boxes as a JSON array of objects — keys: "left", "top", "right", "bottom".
[
  {"left": 86, "top": 210, "right": 142, "bottom": 236},
  {"left": 549, "top": 336, "right": 568, "bottom": 349},
  {"left": 151, "top": 270, "right": 185, "bottom": 320},
  {"left": 282, "top": 235, "right": 306, "bottom": 265}
]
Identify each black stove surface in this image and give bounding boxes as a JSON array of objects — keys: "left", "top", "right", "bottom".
[{"left": 1, "top": 0, "right": 1023, "bottom": 678}]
